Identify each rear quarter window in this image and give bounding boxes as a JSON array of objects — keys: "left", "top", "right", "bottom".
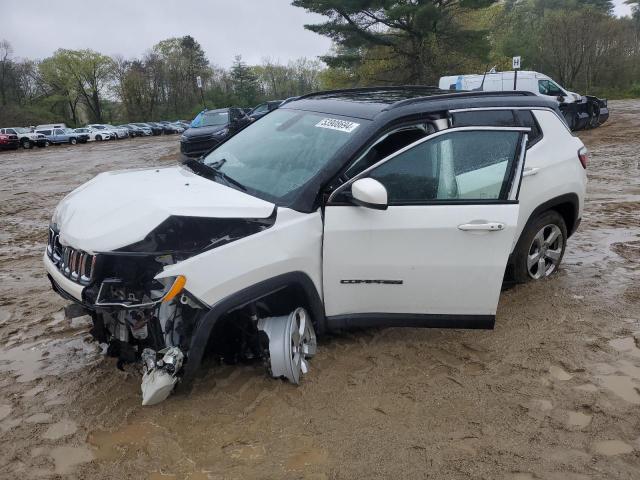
[
  {"left": 451, "top": 109, "right": 543, "bottom": 147},
  {"left": 452, "top": 110, "right": 515, "bottom": 127}
]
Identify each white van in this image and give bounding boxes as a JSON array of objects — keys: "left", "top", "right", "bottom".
[
  {"left": 439, "top": 71, "right": 609, "bottom": 131},
  {"left": 439, "top": 71, "right": 582, "bottom": 103}
]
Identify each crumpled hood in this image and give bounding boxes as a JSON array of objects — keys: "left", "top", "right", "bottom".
[{"left": 52, "top": 166, "right": 274, "bottom": 253}]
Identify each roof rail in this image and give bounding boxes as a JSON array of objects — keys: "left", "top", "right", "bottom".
[
  {"left": 293, "top": 85, "right": 444, "bottom": 101},
  {"left": 387, "top": 90, "right": 538, "bottom": 110},
  {"left": 291, "top": 86, "right": 537, "bottom": 108}
]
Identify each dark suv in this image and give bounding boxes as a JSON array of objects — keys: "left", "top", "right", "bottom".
[{"left": 180, "top": 107, "right": 251, "bottom": 158}]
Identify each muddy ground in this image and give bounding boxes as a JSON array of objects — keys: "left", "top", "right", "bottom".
[{"left": 0, "top": 102, "right": 639, "bottom": 479}]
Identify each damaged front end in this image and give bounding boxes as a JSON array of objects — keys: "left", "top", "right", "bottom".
[
  {"left": 560, "top": 95, "right": 609, "bottom": 131},
  {"left": 45, "top": 212, "right": 276, "bottom": 405}
]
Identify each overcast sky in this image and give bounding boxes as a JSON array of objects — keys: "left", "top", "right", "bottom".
[{"left": 1, "top": 0, "right": 634, "bottom": 65}]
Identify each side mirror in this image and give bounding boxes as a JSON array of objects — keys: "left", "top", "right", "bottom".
[
  {"left": 557, "top": 95, "right": 565, "bottom": 103},
  {"left": 351, "top": 178, "right": 388, "bottom": 210}
]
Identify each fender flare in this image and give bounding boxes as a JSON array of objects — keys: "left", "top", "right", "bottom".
[
  {"left": 509, "top": 193, "right": 580, "bottom": 268},
  {"left": 181, "top": 271, "right": 325, "bottom": 384},
  {"left": 525, "top": 193, "right": 580, "bottom": 237}
]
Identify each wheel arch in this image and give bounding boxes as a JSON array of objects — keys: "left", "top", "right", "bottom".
[
  {"left": 507, "top": 193, "right": 579, "bottom": 280},
  {"left": 181, "top": 271, "right": 325, "bottom": 385},
  {"left": 523, "top": 193, "right": 580, "bottom": 240}
]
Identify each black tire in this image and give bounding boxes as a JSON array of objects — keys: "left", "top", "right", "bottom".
[
  {"left": 96, "top": 135, "right": 102, "bottom": 141},
  {"left": 21, "top": 139, "right": 33, "bottom": 149},
  {"left": 44, "top": 140, "right": 51, "bottom": 147},
  {"left": 512, "top": 210, "right": 567, "bottom": 283},
  {"left": 69, "top": 137, "right": 77, "bottom": 145}
]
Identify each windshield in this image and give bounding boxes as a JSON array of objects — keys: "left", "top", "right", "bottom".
[
  {"left": 15, "top": 127, "right": 30, "bottom": 133},
  {"left": 195, "top": 111, "right": 229, "bottom": 128},
  {"left": 201, "top": 109, "right": 367, "bottom": 201}
]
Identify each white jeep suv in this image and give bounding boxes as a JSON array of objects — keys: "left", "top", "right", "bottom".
[{"left": 44, "top": 88, "right": 587, "bottom": 404}]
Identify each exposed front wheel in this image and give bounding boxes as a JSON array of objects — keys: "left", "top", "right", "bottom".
[
  {"left": 21, "top": 139, "right": 33, "bottom": 149},
  {"left": 96, "top": 135, "right": 102, "bottom": 141},
  {"left": 257, "top": 308, "right": 317, "bottom": 385},
  {"left": 512, "top": 211, "right": 567, "bottom": 283},
  {"left": 69, "top": 137, "right": 77, "bottom": 145},
  {"left": 44, "top": 140, "right": 51, "bottom": 147}
]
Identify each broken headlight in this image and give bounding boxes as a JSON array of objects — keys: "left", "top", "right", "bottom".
[{"left": 95, "top": 275, "right": 186, "bottom": 308}]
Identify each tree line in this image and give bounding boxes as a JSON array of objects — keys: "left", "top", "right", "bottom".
[
  {"left": 0, "top": 0, "right": 638, "bottom": 127},
  {"left": 0, "top": 36, "right": 323, "bottom": 126}
]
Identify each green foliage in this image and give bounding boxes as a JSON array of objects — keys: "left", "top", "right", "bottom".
[{"left": 292, "top": 0, "right": 499, "bottom": 83}]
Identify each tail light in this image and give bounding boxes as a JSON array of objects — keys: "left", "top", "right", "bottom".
[{"left": 578, "top": 146, "right": 589, "bottom": 169}]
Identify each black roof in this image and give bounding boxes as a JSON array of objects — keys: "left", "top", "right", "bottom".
[{"left": 284, "top": 86, "right": 557, "bottom": 120}]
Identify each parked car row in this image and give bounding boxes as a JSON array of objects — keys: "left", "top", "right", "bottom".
[{"left": 0, "top": 120, "right": 190, "bottom": 153}]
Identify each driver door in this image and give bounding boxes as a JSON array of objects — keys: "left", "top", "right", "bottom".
[{"left": 322, "top": 127, "right": 528, "bottom": 329}]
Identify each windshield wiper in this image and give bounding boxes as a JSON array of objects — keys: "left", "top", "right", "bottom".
[{"left": 184, "top": 158, "right": 246, "bottom": 191}]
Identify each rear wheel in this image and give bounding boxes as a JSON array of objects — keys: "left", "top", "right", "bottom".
[{"left": 512, "top": 211, "right": 567, "bottom": 283}]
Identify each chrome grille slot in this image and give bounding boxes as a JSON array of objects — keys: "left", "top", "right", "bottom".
[{"left": 47, "top": 228, "right": 96, "bottom": 285}]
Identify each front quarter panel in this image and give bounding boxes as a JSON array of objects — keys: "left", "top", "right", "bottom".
[{"left": 156, "top": 208, "right": 324, "bottom": 307}]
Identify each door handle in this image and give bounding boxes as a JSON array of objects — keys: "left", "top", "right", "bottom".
[
  {"left": 523, "top": 167, "right": 540, "bottom": 177},
  {"left": 458, "top": 222, "right": 505, "bottom": 231}
]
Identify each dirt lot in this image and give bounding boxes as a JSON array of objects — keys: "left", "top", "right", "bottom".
[{"left": 0, "top": 102, "right": 639, "bottom": 480}]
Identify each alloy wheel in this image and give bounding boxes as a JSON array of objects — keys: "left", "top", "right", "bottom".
[{"left": 527, "top": 224, "right": 564, "bottom": 280}]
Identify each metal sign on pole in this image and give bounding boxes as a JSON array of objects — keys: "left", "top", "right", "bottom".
[
  {"left": 513, "top": 56, "right": 521, "bottom": 90},
  {"left": 196, "top": 76, "right": 206, "bottom": 109}
]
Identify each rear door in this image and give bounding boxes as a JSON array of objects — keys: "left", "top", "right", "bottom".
[{"left": 322, "top": 127, "right": 528, "bottom": 328}]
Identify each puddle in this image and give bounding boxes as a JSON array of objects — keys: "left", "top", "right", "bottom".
[
  {"left": 574, "top": 383, "right": 598, "bottom": 393},
  {"left": 148, "top": 473, "right": 177, "bottom": 480},
  {"left": 549, "top": 366, "right": 573, "bottom": 381},
  {"left": 42, "top": 419, "right": 77, "bottom": 440},
  {"left": 592, "top": 440, "right": 634, "bottom": 456},
  {"left": 286, "top": 448, "right": 329, "bottom": 470},
  {"left": 566, "top": 411, "right": 592, "bottom": 428},
  {"left": 0, "top": 337, "right": 100, "bottom": 383},
  {"left": 596, "top": 359, "right": 640, "bottom": 404},
  {"left": 609, "top": 337, "right": 640, "bottom": 358},
  {"left": 50, "top": 445, "right": 94, "bottom": 474},
  {"left": 89, "top": 422, "right": 160, "bottom": 460},
  {"left": 222, "top": 442, "right": 266, "bottom": 461},
  {"left": 25, "top": 413, "right": 53, "bottom": 424},
  {"left": 598, "top": 375, "right": 640, "bottom": 404}
]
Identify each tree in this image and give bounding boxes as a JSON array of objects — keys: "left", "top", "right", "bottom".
[
  {"left": 152, "top": 35, "right": 210, "bottom": 116},
  {"left": 0, "top": 40, "right": 14, "bottom": 106},
  {"left": 291, "top": 0, "right": 499, "bottom": 84},
  {"left": 230, "top": 56, "right": 260, "bottom": 105},
  {"left": 41, "top": 49, "right": 114, "bottom": 123}
]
